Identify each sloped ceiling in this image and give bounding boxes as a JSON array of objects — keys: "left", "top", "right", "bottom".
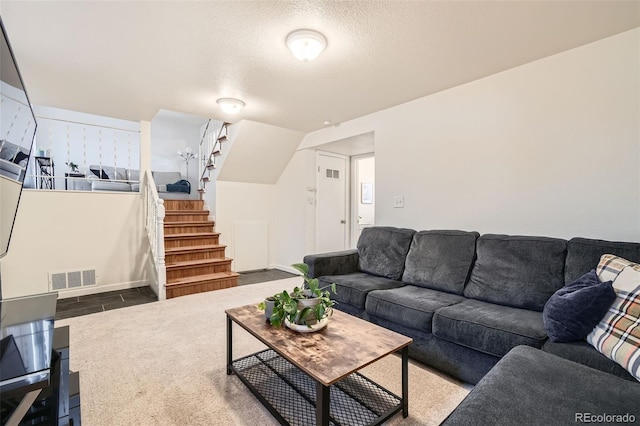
[
  {"left": 1, "top": 1, "right": 638, "bottom": 132},
  {"left": 217, "top": 121, "right": 304, "bottom": 184}
]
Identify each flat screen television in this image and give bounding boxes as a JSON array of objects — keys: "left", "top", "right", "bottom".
[{"left": 0, "top": 16, "right": 37, "bottom": 260}]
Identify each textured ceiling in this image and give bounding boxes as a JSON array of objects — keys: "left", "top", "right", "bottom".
[{"left": 1, "top": 1, "right": 639, "bottom": 132}]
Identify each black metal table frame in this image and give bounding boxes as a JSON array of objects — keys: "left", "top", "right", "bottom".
[{"left": 226, "top": 314, "right": 409, "bottom": 426}]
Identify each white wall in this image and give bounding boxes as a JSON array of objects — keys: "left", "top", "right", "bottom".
[
  {"left": 211, "top": 121, "right": 305, "bottom": 271},
  {"left": 0, "top": 189, "right": 153, "bottom": 299},
  {"left": 30, "top": 105, "right": 140, "bottom": 188},
  {"left": 215, "top": 181, "right": 275, "bottom": 272},
  {"left": 356, "top": 156, "right": 375, "bottom": 226},
  {"left": 150, "top": 111, "right": 207, "bottom": 199},
  {"left": 217, "top": 120, "right": 305, "bottom": 184},
  {"left": 297, "top": 28, "right": 640, "bottom": 243},
  {"left": 271, "top": 149, "right": 317, "bottom": 269}
]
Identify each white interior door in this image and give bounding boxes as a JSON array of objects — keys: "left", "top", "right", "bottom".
[
  {"left": 316, "top": 152, "right": 348, "bottom": 253},
  {"left": 351, "top": 154, "right": 375, "bottom": 246}
]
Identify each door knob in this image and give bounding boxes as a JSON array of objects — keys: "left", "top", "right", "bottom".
[{"left": 340, "top": 220, "right": 346, "bottom": 224}]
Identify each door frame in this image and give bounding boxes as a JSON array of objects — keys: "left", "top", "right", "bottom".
[
  {"left": 315, "top": 150, "right": 350, "bottom": 252},
  {"left": 350, "top": 152, "right": 375, "bottom": 248}
]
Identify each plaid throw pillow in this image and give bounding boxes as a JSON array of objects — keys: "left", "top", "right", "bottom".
[
  {"left": 588, "top": 255, "right": 640, "bottom": 382},
  {"left": 596, "top": 254, "right": 640, "bottom": 282}
]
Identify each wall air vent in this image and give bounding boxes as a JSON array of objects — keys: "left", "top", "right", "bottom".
[{"left": 49, "top": 268, "right": 97, "bottom": 291}]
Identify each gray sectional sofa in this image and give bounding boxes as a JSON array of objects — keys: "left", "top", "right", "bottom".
[
  {"left": 303, "top": 227, "right": 640, "bottom": 422},
  {"left": 0, "top": 140, "right": 29, "bottom": 181},
  {"left": 68, "top": 167, "right": 191, "bottom": 199}
]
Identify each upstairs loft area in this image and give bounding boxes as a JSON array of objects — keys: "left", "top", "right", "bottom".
[{"left": 2, "top": 106, "right": 217, "bottom": 200}]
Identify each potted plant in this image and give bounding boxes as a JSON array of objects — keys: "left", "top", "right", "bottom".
[
  {"left": 258, "top": 296, "right": 277, "bottom": 323},
  {"left": 258, "top": 263, "right": 337, "bottom": 331},
  {"left": 65, "top": 161, "right": 79, "bottom": 173}
]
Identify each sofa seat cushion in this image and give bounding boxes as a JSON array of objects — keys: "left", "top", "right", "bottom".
[
  {"left": 442, "top": 346, "right": 640, "bottom": 426},
  {"left": 91, "top": 181, "right": 131, "bottom": 192},
  {"left": 402, "top": 230, "right": 479, "bottom": 295},
  {"left": 365, "top": 285, "right": 464, "bottom": 331},
  {"left": 433, "top": 299, "right": 547, "bottom": 357},
  {"left": 319, "top": 273, "right": 403, "bottom": 309},
  {"left": 357, "top": 227, "right": 415, "bottom": 280},
  {"left": 463, "top": 234, "right": 567, "bottom": 311},
  {"left": 542, "top": 340, "right": 637, "bottom": 382}
]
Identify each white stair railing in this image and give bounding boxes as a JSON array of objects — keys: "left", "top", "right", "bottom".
[
  {"left": 143, "top": 169, "right": 166, "bottom": 300},
  {"left": 198, "top": 121, "right": 229, "bottom": 196}
]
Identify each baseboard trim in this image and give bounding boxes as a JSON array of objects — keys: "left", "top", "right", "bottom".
[
  {"left": 269, "top": 264, "right": 302, "bottom": 275},
  {"left": 56, "top": 280, "right": 150, "bottom": 299}
]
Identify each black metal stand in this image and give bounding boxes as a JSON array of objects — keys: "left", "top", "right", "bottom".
[
  {"left": 34, "top": 156, "right": 54, "bottom": 189},
  {"left": 226, "top": 316, "right": 407, "bottom": 426},
  {"left": 64, "top": 173, "right": 85, "bottom": 190}
]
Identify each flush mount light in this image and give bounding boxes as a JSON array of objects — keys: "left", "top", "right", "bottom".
[
  {"left": 217, "top": 98, "right": 245, "bottom": 114},
  {"left": 286, "top": 29, "right": 327, "bottom": 61}
]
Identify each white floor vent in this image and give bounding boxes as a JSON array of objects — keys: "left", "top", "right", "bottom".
[{"left": 50, "top": 269, "right": 97, "bottom": 291}]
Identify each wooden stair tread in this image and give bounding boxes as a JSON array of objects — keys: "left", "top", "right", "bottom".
[
  {"left": 166, "top": 258, "right": 232, "bottom": 269},
  {"left": 166, "top": 272, "right": 240, "bottom": 286},
  {"left": 164, "top": 232, "right": 220, "bottom": 239},
  {"left": 165, "top": 210, "right": 209, "bottom": 215},
  {"left": 165, "top": 244, "right": 226, "bottom": 253},
  {"left": 164, "top": 221, "right": 215, "bottom": 226}
]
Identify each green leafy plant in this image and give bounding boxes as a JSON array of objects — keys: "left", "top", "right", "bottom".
[
  {"left": 258, "top": 263, "right": 337, "bottom": 328},
  {"left": 65, "top": 161, "right": 79, "bottom": 173},
  {"left": 290, "top": 262, "right": 337, "bottom": 298}
]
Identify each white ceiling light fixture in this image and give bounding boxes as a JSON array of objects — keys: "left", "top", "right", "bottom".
[
  {"left": 286, "top": 29, "right": 327, "bottom": 62},
  {"left": 217, "top": 98, "right": 245, "bottom": 114}
]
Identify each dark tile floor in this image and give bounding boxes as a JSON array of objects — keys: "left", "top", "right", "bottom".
[
  {"left": 55, "top": 287, "right": 157, "bottom": 320},
  {"left": 55, "top": 269, "right": 298, "bottom": 320},
  {"left": 237, "top": 269, "right": 297, "bottom": 286}
]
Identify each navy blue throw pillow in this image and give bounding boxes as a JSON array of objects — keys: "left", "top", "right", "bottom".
[
  {"left": 12, "top": 151, "right": 28, "bottom": 165},
  {"left": 90, "top": 168, "right": 109, "bottom": 179},
  {"left": 543, "top": 269, "right": 616, "bottom": 343}
]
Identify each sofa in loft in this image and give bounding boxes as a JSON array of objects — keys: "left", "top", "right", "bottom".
[
  {"left": 0, "top": 140, "right": 29, "bottom": 181},
  {"left": 67, "top": 166, "right": 192, "bottom": 199},
  {"left": 303, "top": 227, "right": 640, "bottom": 423}
]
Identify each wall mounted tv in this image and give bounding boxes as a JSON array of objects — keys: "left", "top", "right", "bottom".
[{"left": 0, "top": 16, "right": 37, "bottom": 260}]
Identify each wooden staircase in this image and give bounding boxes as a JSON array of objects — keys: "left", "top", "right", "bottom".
[{"left": 163, "top": 199, "right": 239, "bottom": 298}]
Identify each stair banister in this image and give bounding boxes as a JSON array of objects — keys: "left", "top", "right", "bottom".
[
  {"left": 143, "top": 169, "right": 167, "bottom": 300},
  {"left": 198, "top": 121, "right": 229, "bottom": 191}
]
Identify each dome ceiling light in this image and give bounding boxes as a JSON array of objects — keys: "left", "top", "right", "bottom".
[
  {"left": 286, "top": 29, "right": 327, "bottom": 62},
  {"left": 216, "top": 98, "right": 245, "bottom": 114}
]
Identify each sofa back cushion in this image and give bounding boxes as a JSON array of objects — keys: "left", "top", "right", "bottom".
[
  {"left": 110, "top": 167, "right": 128, "bottom": 181},
  {"left": 357, "top": 227, "right": 415, "bottom": 280},
  {"left": 564, "top": 238, "right": 640, "bottom": 284},
  {"left": 464, "top": 234, "right": 567, "bottom": 311},
  {"left": 402, "top": 230, "right": 479, "bottom": 295},
  {"left": 127, "top": 169, "right": 140, "bottom": 182}
]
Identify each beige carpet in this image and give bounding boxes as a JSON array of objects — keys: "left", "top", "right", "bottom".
[{"left": 57, "top": 278, "right": 470, "bottom": 425}]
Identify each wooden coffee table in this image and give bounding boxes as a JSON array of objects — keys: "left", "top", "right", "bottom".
[{"left": 226, "top": 304, "right": 412, "bottom": 426}]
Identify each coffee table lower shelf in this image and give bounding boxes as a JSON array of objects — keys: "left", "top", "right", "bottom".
[{"left": 230, "top": 349, "right": 403, "bottom": 426}]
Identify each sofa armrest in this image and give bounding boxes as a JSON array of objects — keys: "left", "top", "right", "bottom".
[{"left": 303, "top": 249, "right": 359, "bottom": 278}]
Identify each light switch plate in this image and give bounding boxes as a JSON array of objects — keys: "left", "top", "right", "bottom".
[{"left": 393, "top": 196, "right": 404, "bottom": 208}]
